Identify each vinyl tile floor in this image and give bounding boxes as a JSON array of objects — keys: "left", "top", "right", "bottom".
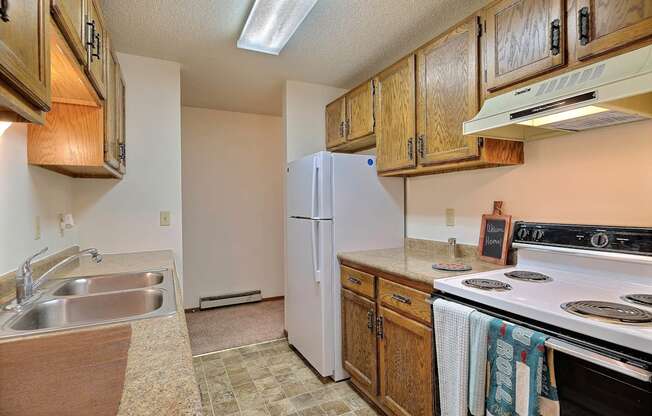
[{"left": 193, "top": 339, "right": 381, "bottom": 416}]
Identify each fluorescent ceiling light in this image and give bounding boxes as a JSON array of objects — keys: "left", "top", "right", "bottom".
[
  {"left": 517, "top": 106, "right": 608, "bottom": 127},
  {"left": 237, "top": 0, "right": 319, "bottom": 55},
  {"left": 0, "top": 121, "right": 11, "bottom": 136}
]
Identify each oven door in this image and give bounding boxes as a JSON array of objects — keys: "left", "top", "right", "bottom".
[{"left": 431, "top": 294, "right": 652, "bottom": 416}]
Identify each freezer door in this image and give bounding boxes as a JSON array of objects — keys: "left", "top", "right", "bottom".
[
  {"left": 286, "top": 217, "right": 333, "bottom": 377},
  {"left": 287, "top": 152, "right": 332, "bottom": 219}
]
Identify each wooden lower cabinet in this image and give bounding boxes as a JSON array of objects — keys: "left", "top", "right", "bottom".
[
  {"left": 379, "top": 306, "right": 434, "bottom": 416},
  {"left": 342, "top": 288, "right": 378, "bottom": 397},
  {"left": 341, "top": 265, "right": 435, "bottom": 416}
]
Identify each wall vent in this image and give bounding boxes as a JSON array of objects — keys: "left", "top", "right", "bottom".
[
  {"left": 199, "top": 290, "right": 263, "bottom": 310},
  {"left": 535, "top": 63, "right": 607, "bottom": 97}
]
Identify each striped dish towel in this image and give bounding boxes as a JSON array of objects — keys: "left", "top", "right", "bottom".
[
  {"left": 486, "top": 319, "right": 560, "bottom": 416},
  {"left": 433, "top": 299, "right": 475, "bottom": 416},
  {"left": 468, "top": 311, "right": 493, "bottom": 416}
]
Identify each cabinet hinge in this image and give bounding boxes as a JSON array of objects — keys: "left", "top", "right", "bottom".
[{"left": 376, "top": 316, "right": 384, "bottom": 339}]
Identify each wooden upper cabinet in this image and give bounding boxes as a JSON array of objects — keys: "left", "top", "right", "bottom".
[
  {"left": 484, "top": 0, "right": 566, "bottom": 91},
  {"left": 104, "top": 46, "right": 119, "bottom": 169},
  {"left": 51, "top": 0, "right": 87, "bottom": 65},
  {"left": 0, "top": 0, "right": 50, "bottom": 113},
  {"left": 374, "top": 56, "right": 416, "bottom": 173},
  {"left": 341, "top": 289, "right": 378, "bottom": 397},
  {"left": 325, "top": 96, "right": 346, "bottom": 149},
  {"left": 575, "top": 0, "right": 652, "bottom": 60},
  {"left": 346, "top": 80, "right": 375, "bottom": 141},
  {"left": 378, "top": 306, "right": 434, "bottom": 416},
  {"left": 85, "top": 0, "right": 107, "bottom": 98},
  {"left": 416, "top": 16, "right": 480, "bottom": 166}
]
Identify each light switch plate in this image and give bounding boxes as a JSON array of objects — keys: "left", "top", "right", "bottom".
[
  {"left": 445, "top": 208, "right": 455, "bottom": 226},
  {"left": 160, "top": 211, "right": 171, "bottom": 226}
]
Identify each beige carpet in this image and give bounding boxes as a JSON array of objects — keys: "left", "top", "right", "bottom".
[{"left": 185, "top": 299, "right": 285, "bottom": 355}]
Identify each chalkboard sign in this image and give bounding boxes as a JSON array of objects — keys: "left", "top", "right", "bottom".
[{"left": 478, "top": 214, "right": 512, "bottom": 265}]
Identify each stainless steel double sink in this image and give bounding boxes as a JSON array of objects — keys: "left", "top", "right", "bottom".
[{"left": 0, "top": 270, "right": 177, "bottom": 338}]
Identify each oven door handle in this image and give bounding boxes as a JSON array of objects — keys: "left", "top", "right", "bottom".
[{"left": 545, "top": 338, "right": 652, "bottom": 383}]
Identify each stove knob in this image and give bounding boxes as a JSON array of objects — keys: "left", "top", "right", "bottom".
[
  {"left": 517, "top": 228, "right": 529, "bottom": 240},
  {"left": 532, "top": 229, "right": 545, "bottom": 241},
  {"left": 590, "top": 232, "right": 609, "bottom": 248}
]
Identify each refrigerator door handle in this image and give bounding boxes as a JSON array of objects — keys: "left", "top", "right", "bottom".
[
  {"left": 311, "top": 221, "right": 321, "bottom": 283},
  {"left": 311, "top": 155, "right": 320, "bottom": 219}
]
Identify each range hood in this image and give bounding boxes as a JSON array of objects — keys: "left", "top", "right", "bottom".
[{"left": 464, "top": 44, "right": 652, "bottom": 141}]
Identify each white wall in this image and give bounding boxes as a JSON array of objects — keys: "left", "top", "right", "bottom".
[
  {"left": 407, "top": 120, "right": 652, "bottom": 244},
  {"left": 181, "top": 107, "right": 284, "bottom": 309},
  {"left": 0, "top": 124, "right": 78, "bottom": 274},
  {"left": 73, "top": 54, "right": 183, "bottom": 279},
  {"left": 283, "top": 81, "right": 346, "bottom": 163}
]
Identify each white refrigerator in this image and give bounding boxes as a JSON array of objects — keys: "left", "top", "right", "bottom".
[{"left": 286, "top": 151, "right": 404, "bottom": 381}]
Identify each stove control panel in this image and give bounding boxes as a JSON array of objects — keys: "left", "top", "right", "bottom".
[{"left": 512, "top": 222, "right": 652, "bottom": 256}]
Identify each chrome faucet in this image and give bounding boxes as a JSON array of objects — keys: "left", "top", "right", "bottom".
[{"left": 15, "top": 247, "right": 103, "bottom": 307}]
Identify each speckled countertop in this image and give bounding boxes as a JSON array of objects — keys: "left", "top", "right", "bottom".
[
  {"left": 338, "top": 238, "right": 509, "bottom": 289},
  {"left": 2, "top": 250, "right": 202, "bottom": 416}
]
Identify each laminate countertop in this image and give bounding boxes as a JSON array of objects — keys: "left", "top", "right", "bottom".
[
  {"left": 1, "top": 250, "right": 202, "bottom": 416},
  {"left": 338, "top": 239, "right": 509, "bottom": 292}
]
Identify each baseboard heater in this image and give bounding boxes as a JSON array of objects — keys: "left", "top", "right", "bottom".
[{"left": 199, "top": 290, "right": 263, "bottom": 310}]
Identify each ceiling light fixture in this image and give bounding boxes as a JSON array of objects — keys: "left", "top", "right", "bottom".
[
  {"left": 237, "top": 0, "right": 319, "bottom": 55},
  {"left": 0, "top": 121, "right": 11, "bottom": 136}
]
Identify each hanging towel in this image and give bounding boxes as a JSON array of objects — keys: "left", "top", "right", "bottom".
[
  {"left": 539, "top": 348, "right": 560, "bottom": 416},
  {"left": 433, "top": 299, "right": 474, "bottom": 416},
  {"left": 467, "top": 311, "right": 493, "bottom": 416},
  {"left": 486, "top": 319, "right": 560, "bottom": 416}
]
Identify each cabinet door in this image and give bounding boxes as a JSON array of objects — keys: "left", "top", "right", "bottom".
[
  {"left": 104, "top": 47, "right": 119, "bottom": 169},
  {"left": 0, "top": 0, "right": 50, "bottom": 111},
  {"left": 346, "top": 80, "right": 374, "bottom": 141},
  {"left": 485, "top": 0, "right": 565, "bottom": 91},
  {"left": 575, "top": 0, "right": 652, "bottom": 60},
  {"left": 325, "top": 96, "right": 346, "bottom": 149},
  {"left": 116, "top": 61, "right": 126, "bottom": 174},
  {"left": 341, "top": 289, "right": 377, "bottom": 397},
  {"left": 374, "top": 56, "right": 416, "bottom": 173},
  {"left": 378, "top": 306, "right": 434, "bottom": 416},
  {"left": 416, "top": 17, "right": 480, "bottom": 166},
  {"left": 85, "top": 0, "right": 107, "bottom": 98},
  {"left": 51, "top": 0, "right": 87, "bottom": 65}
]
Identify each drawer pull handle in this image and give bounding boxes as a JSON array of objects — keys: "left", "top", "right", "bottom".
[
  {"left": 347, "top": 276, "right": 362, "bottom": 285},
  {"left": 391, "top": 294, "right": 412, "bottom": 304}
]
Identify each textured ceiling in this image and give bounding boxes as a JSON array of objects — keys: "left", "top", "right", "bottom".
[{"left": 100, "top": 0, "right": 491, "bottom": 116}]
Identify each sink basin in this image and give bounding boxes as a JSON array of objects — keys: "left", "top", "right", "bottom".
[
  {"left": 52, "top": 272, "right": 164, "bottom": 296},
  {"left": 9, "top": 289, "right": 164, "bottom": 331}
]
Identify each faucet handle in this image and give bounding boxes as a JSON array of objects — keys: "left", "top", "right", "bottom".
[{"left": 18, "top": 247, "right": 48, "bottom": 277}]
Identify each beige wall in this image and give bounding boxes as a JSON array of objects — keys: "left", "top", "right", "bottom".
[
  {"left": 0, "top": 124, "right": 78, "bottom": 274},
  {"left": 182, "top": 106, "right": 284, "bottom": 309},
  {"left": 74, "top": 54, "right": 184, "bottom": 280},
  {"left": 407, "top": 120, "right": 652, "bottom": 244}
]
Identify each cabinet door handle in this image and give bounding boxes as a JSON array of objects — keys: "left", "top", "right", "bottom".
[
  {"left": 407, "top": 138, "right": 414, "bottom": 160},
  {"left": 93, "top": 32, "right": 101, "bottom": 61},
  {"left": 367, "top": 310, "right": 374, "bottom": 331},
  {"left": 347, "top": 276, "right": 361, "bottom": 285},
  {"left": 417, "top": 134, "right": 425, "bottom": 159},
  {"left": 391, "top": 293, "right": 412, "bottom": 304},
  {"left": 345, "top": 119, "right": 350, "bottom": 137},
  {"left": 376, "top": 316, "right": 384, "bottom": 339},
  {"left": 0, "top": 0, "right": 10, "bottom": 22},
  {"left": 550, "top": 19, "right": 561, "bottom": 56},
  {"left": 578, "top": 7, "right": 590, "bottom": 46},
  {"left": 339, "top": 121, "right": 344, "bottom": 138}
]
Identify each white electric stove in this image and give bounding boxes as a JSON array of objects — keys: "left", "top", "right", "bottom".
[{"left": 433, "top": 222, "right": 652, "bottom": 415}]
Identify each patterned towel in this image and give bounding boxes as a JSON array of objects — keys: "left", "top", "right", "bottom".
[
  {"left": 468, "top": 311, "right": 493, "bottom": 416},
  {"left": 433, "top": 299, "right": 474, "bottom": 416},
  {"left": 486, "top": 319, "right": 560, "bottom": 416}
]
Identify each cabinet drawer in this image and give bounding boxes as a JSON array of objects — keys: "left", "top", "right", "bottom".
[
  {"left": 378, "top": 278, "right": 431, "bottom": 325},
  {"left": 340, "top": 266, "right": 375, "bottom": 299}
]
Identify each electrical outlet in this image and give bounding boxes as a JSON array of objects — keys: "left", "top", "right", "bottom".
[
  {"left": 34, "top": 216, "right": 41, "bottom": 240},
  {"left": 160, "top": 211, "right": 171, "bottom": 226},
  {"left": 445, "top": 208, "right": 455, "bottom": 226}
]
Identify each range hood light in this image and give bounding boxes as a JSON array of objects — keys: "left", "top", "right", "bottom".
[
  {"left": 237, "top": 0, "right": 319, "bottom": 55},
  {"left": 516, "top": 106, "right": 608, "bottom": 127}
]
